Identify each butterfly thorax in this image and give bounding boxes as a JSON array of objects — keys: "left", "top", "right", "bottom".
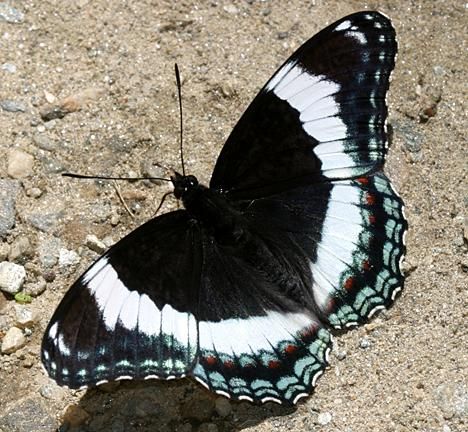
[{"left": 171, "top": 172, "right": 245, "bottom": 245}]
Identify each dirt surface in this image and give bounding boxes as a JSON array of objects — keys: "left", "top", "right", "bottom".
[{"left": 0, "top": 1, "right": 466, "bottom": 431}]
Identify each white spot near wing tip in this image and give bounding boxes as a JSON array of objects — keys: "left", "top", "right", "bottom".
[
  {"left": 57, "top": 334, "right": 71, "bottom": 356},
  {"left": 48, "top": 322, "right": 58, "bottom": 340},
  {"left": 335, "top": 20, "right": 351, "bottom": 31}
]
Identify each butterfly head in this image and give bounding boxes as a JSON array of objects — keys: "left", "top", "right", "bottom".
[{"left": 171, "top": 172, "right": 199, "bottom": 199}]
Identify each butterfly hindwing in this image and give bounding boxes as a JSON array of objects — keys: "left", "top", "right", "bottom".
[
  {"left": 192, "top": 237, "right": 332, "bottom": 404},
  {"left": 210, "top": 11, "right": 397, "bottom": 198},
  {"left": 41, "top": 211, "right": 202, "bottom": 388}
]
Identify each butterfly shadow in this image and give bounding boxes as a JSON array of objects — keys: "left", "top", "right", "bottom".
[{"left": 64, "top": 378, "right": 296, "bottom": 431}]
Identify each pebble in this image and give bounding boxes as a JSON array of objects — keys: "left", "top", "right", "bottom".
[
  {"left": 0, "top": 99, "right": 26, "bottom": 112},
  {"left": 38, "top": 236, "right": 62, "bottom": 268},
  {"left": 434, "top": 382, "right": 468, "bottom": 419},
  {"left": 8, "top": 236, "right": 33, "bottom": 262},
  {"left": 33, "top": 133, "right": 56, "bottom": 151},
  {"left": 0, "top": 3, "right": 24, "bottom": 23},
  {"left": 433, "top": 65, "right": 445, "bottom": 76},
  {"left": 317, "top": 411, "right": 332, "bottom": 425},
  {"left": 0, "top": 261, "right": 26, "bottom": 294},
  {"left": 106, "top": 134, "right": 136, "bottom": 153},
  {"left": 39, "top": 87, "right": 104, "bottom": 121},
  {"left": 26, "top": 187, "right": 43, "bottom": 198},
  {"left": 0, "top": 242, "right": 10, "bottom": 261},
  {"left": 393, "top": 120, "right": 423, "bottom": 154},
  {"left": 38, "top": 155, "right": 66, "bottom": 174},
  {"left": 182, "top": 397, "right": 215, "bottom": 422},
  {"left": 85, "top": 234, "right": 107, "bottom": 253},
  {"left": 27, "top": 211, "right": 63, "bottom": 233},
  {"left": 334, "top": 350, "right": 347, "bottom": 360},
  {"left": 198, "top": 423, "right": 218, "bottom": 432},
  {"left": 62, "top": 404, "right": 90, "bottom": 427},
  {"left": 7, "top": 149, "right": 35, "bottom": 179},
  {"left": 1, "top": 326, "right": 26, "bottom": 353},
  {"left": 22, "top": 277, "right": 47, "bottom": 297},
  {"left": 14, "top": 305, "right": 39, "bottom": 328},
  {"left": 0, "top": 398, "right": 57, "bottom": 432},
  {"left": 359, "top": 338, "right": 372, "bottom": 349},
  {"left": 140, "top": 160, "right": 166, "bottom": 184},
  {"left": 1, "top": 62, "right": 17, "bottom": 73},
  {"left": 58, "top": 248, "right": 80, "bottom": 268},
  {"left": 0, "top": 179, "right": 20, "bottom": 236},
  {"left": 214, "top": 397, "right": 232, "bottom": 417},
  {"left": 223, "top": 4, "right": 239, "bottom": 14}
]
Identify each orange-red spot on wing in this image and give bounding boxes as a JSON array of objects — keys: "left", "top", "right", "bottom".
[
  {"left": 357, "top": 177, "right": 369, "bottom": 185},
  {"left": 223, "top": 360, "right": 234, "bottom": 369},
  {"left": 268, "top": 360, "right": 281, "bottom": 369},
  {"left": 366, "top": 193, "right": 376, "bottom": 205},
  {"left": 344, "top": 276, "right": 355, "bottom": 291},
  {"left": 362, "top": 259, "right": 371, "bottom": 271},
  {"left": 285, "top": 344, "right": 298, "bottom": 355},
  {"left": 205, "top": 356, "right": 216, "bottom": 366},
  {"left": 368, "top": 214, "right": 376, "bottom": 224}
]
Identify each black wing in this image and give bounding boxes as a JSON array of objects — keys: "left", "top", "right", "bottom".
[
  {"left": 195, "top": 11, "right": 406, "bottom": 404},
  {"left": 41, "top": 211, "right": 202, "bottom": 388},
  {"left": 210, "top": 11, "right": 397, "bottom": 199},
  {"left": 191, "top": 173, "right": 406, "bottom": 404}
]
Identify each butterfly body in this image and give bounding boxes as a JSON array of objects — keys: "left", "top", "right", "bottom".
[{"left": 42, "top": 11, "right": 407, "bottom": 405}]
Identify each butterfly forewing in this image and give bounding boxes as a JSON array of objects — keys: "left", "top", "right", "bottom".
[
  {"left": 210, "top": 11, "right": 397, "bottom": 198},
  {"left": 41, "top": 211, "right": 202, "bottom": 388}
]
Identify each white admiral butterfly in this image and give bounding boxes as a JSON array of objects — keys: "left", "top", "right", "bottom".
[{"left": 42, "top": 11, "right": 406, "bottom": 405}]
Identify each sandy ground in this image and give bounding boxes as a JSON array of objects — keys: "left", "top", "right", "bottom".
[{"left": 0, "top": 1, "right": 466, "bottom": 431}]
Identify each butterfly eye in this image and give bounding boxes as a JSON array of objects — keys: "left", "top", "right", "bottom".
[{"left": 186, "top": 175, "right": 198, "bottom": 188}]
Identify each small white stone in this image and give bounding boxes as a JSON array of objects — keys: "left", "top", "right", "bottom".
[
  {"left": 223, "top": 4, "right": 239, "bottom": 14},
  {"left": 1, "top": 326, "right": 26, "bottom": 354},
  {"left": 85, "top": 234, "right": 106, "bottom": 254},
  {"left": 14, "top": 305, "right": 39, "bottom": 328},
  {"left": 317, "top": 412, "right": 332, "bottom": 425},
  {"left": 0, "top": 261, "right": 26, "bottom": 294},
  {"left": 7, "top": 149, "right": 34, "bottom": 179},
  {"left": 58, "top": 248, "right": 80, "bottom": 268}
]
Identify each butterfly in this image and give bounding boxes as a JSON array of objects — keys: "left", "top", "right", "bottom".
[{"left": 41, "top": 11, "right": 407, "bottom": 405}]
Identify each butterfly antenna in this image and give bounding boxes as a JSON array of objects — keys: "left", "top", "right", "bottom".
[
  {"left": 62, "top": 173, "right": 172, "bottom": 182},
  {"left": 175, "top": 63, "right": 186, "bottom": 176}
]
